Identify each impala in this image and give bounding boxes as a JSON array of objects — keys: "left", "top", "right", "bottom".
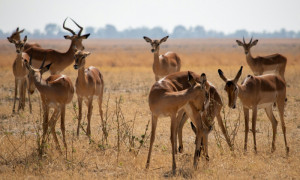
[
  {"left": 7, "top": 27, "right": 41, "bottom": 50},
  {"left": 236, "top": 37, "right": 287, "bottom": 81},
  {"left": 25, "top": 18, "right": 90, "bottom": 75},
  {"left": 176, "top": 77, "right": 233, "bottom": 159},
  {"left": 143, "top": 36, "right": 181, "bottom": 81},
  {"left": 218, "top": 66, "right": 289, "bottom": 154},
  {"left": 73, "top": 49, "right": 105, "bottom": 138},
  {"left": 24, "top": 56, "right": 74, "bottom": 155},
  {"left": 146, "top": 71, "right": 210, "bottom": 174},
  {"left": 11, "top": 36, "right": 32, "bottom": 113}
]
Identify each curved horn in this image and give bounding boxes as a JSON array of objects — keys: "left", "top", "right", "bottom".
[
  {"left": 249, "top": 36, "right": 253, "bottom": 44},
  {"left": 39, "top": 55, "right": 46, "bottom": 69},
  {"left": 63, "top": 18, "right": 76, "bottom": 35},
  {"left": 70, "top": 18, "right": 83, "bottom": 36},
  {"left": 243, "top": 36, "right": 245, "bottom": 44}
]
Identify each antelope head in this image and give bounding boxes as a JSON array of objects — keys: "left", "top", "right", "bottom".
[
  {"left": 63, "top": 18, "right": 90, "bottom": 50},
  {"left": 236, "top": 37, "right": 258, "bottom": 55},
  {"left": 73, "top": 49, "right": 91, "bottom": 70},
  {"left": 12, "top": 36, "right": 27, "bottom": 54},
  {"left": 218, "top": 66, "right": 243, "bottom": 109},
  {"left": 187, "top": 72, "right": 210, "bottom": 115},
  {"left": 143, "top": 36, "right": 169, "bottom": 53},
  {"left": 7, "top": 27, "right": 24, "bottom": 43},
  {"left": 24, "top": 55, "right": 52, "bottom": 94}
]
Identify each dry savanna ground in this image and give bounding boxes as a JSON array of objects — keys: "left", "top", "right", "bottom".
[{"left": 0, "top": 39, "right": 300, "bottom": 179}]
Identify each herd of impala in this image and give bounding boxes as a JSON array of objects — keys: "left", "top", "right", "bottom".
[{"left": 7, "top": 18, "right": 289, "bottom": 174}]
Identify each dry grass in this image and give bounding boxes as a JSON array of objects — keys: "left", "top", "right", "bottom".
[{"left": 0, "top": 39, "right": 300, "bottom": 179}]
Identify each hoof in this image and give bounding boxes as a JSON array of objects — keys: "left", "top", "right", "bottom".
[
  {"left": 205, "top": 155, "right": 210, "bottom": 161},
  {"left": 286, "top": 147, "right": 290, "bottom": 154},
  {"left": 178, "top": 145, "right": 183, "bottom": 153},
  {"left": 196, "top": 150, "right": 201, "bottom": 157}
]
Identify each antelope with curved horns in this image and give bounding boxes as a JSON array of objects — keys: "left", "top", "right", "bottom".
[
  {"left": 7, "top": 27, "right": 41, "bottom": 50},
  {"left": 236, "top": 37, "right": 287, "bottom": 81},
  {"left": 218, "top": 66, "right": 289, "bottom": 154},
  {"left": 73, "top": 49, "right": 105, "bottom": 138},
  {"left": 11, "top": 36, "right": 32, "bottom": 113},
  {"left": 146, "top": 71, "right": 210, "bottom": 174},
  {"left": 24, "top": 18, "right": 90, "bottom": 75},
  {"left": 143, "top": 36, "right": 181, "bottom": 81},
  {"left": 24, "top": 56, "right": 74, "bottom": 155}
]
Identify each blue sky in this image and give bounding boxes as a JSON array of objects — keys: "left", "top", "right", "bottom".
[{"left": 0, "top": 0, "right": 299, "bottom": 34}]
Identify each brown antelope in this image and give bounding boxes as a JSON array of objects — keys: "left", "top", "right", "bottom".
[
  {"left": 146, "top": 71, "right": 210, "bottom": 174},
  {"left": 218, "top": 66, "right": 289, "bottom": 154},
  {"left": 11, "top": 36, "right": 32, "bottom": 113},
  {"left": 73, "top": 49, "right": 105, "bottom": 138},
  {"left": 25, "top": 18, "right": 90, "bottom": 75},
  {"left": 176, "top": 78, "right": 233, "bottom": 160},
  {"left": 24, "top": 56, "right": 74, "bottom": 155},
  {"left": 236, "top": 37, "right": 287, "bottom": 81},
  {"left": 143, "top": 36, "right": 181, "bottom": 81},
  {"left": 7, "top": 27, "right": 41, "bottom": 50}
]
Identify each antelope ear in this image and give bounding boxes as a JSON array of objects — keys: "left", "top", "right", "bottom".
[
  {"left": 233, "top": 66, "right": 243, "bottom": 83},
  {"left": 19, "top": 29, "right": 25, "bottom": 33},
  {"left": 85, "top": 52, "right": 91, "bottom": 57},
  {"left": 200, "top": 73, "right": 207, "bottom": 89},
  {"left": 160, "top": 36, "right": 169, "bottom": 43},
  {"left": 40, "top": 63, "right": 52, "bottom": 74},
  {"left": 251, "top": 39, "right": 258, "bottom": 46},
  {"left": 188, "top": 71, "right": 196, "bottom": 86},
  {"left": 143, "top": 36, "right": 152, "bottom": 43},
  {"left": 64, "top": 35, "right": 72, "bottom": 39},
  {"left": 81, "top": 33, "right": 90, "bottom": 39},
  {"left": 23, "top": 35, "right": 27, "bottom": 43},
  {"left": 218, "top": 69, "right": 227, "bottom": 82},
  {"left": 236, "top": 40, "right": 243, "bottom": 46}
]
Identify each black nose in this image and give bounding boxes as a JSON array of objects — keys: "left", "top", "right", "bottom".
[
  {"left": 245, "top": 52, "right": 248, "bottom": 55},
  {"left": 16, "top": 50, "right": 20, "bottom": 53},
  {"left": 73, "top": 65, "right": 78, "bottom": 69},
  {"left": 232, "top": 105, "right": 236, "bottom": 109},
  {"left": 151, "top": 49, "right": 154, "bottom": 53}
]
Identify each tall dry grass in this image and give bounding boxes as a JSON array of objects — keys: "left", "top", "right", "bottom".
[{"left": 0, "top": 39, "right": 299, "bottom": 179}]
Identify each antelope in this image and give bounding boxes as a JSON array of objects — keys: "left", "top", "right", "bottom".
[
  {"left": 143, "top": 36, "right": 181, "bottom": 81},
  {"left": 176, "top": 78, "right": 233, "bottom": 159},
  {"left": 7, "top": 27, "right": 41, "bottom": 50},
  {"left": 218, "top": 66, "right": 289, "bottom": 154},
  {"left": 25, "top": 18, "right": 90, "bottom": 75},
  {"left": 11, "top": 36, "right": 32, "bottom": 113},
  {"left": 73, "top": 49, "right": 105, "bottom": 138},
  {"left": 236, "top": 37, "right": 287, "bottom": 81},
  {"left": 24, "top": 56, "right": 74, "bottom": 155},
  {"left": 146, "top": 71, "right": 210, "bottom": 174}
]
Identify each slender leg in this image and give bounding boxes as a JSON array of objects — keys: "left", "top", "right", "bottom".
[
  {"left": 12, "top": 78, "right": 18, "bottom": 113},
  {"left": 243, "top": 107, "right": 249, "bottom": 152},
  {"left": 61, "top": 105, "right": 68, "bottom": 157},
  {"left": 216, "top": 113, "right": 232, "bottom": 150},
  {"left": 265, "top": 106, "right": 278, "bottom": 152},
  {"left": 177, "top": 110, "right": 188, "bottom": 153},
  {"left": 87, "top": 98, "right": 93, "bottom": 137},
  {"left": 277, "top": 100, "right": 289, "bottom": 154},
  {"left": 77, "top": 97, "right": 83, "bottom": 136},
  {"left": 203, "top": 133, "right": 209, "bottom": 161},
  {"left": 25, "top": 79, "right": 32, "bottom": 113},
  {"left": 252, "top": 107, "right": 257, "bottom": 153},
  {"left": 49, "top": 108, "right": 61, "bottom": 152},
  {"left": 21, "top": 79, "right": 26, "bottom": 111},
  {"left": 146, "top": 115, "right": 158, "bottom": 169},
  {"left": 170, "top": 114, "right": 178, "bottom": 175},
  {"left": 41, "top": 103, "right": 49, "bottom": 155}
]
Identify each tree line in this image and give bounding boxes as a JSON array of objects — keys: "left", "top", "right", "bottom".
[{"left": 1, "top": 24, "right": 300, "bottom": 39}]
